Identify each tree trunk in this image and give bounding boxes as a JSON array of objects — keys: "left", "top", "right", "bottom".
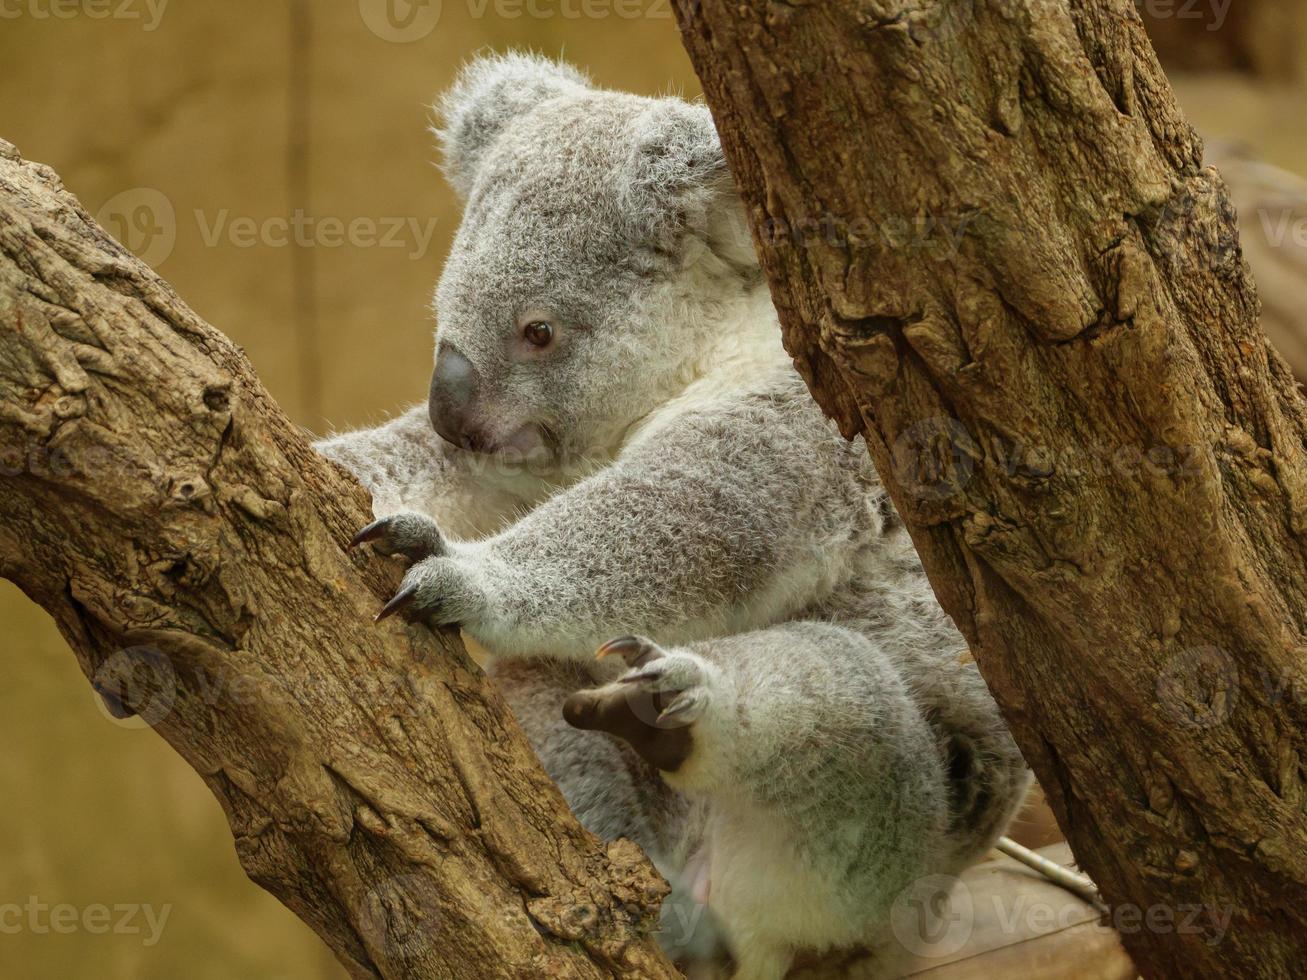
[
  {"left": 675, "top": 0, "right": 1307, "bottom": 976},
  {"left": 0, "top": 141, "right": 675, "bottom": 980}
]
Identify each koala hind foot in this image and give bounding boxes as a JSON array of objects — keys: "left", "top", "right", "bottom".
[{"left": 563, "top": 636, "right": 725, "bottom": 779}]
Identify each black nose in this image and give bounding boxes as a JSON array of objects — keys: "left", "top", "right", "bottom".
[{"left": 428, "top": 344, "right": 482, "bottom": 450}]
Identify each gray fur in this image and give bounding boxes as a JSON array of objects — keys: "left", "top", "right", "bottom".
[{"left": 317, "top": 52, "right": 1030, "bottom": 979}]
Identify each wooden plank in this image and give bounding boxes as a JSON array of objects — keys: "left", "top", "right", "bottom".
[{"left": 900, "top": 844, "right": 1137, "bottom": 979}]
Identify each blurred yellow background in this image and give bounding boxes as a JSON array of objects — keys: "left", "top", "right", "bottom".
[
  {"left": 0, "top": 3, "right": 698, "bottom": 976},
  {"left": 1, "top": 2, "right": 1306, "bottom": 977}
]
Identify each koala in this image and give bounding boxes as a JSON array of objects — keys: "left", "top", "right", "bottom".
[{"left": 317, "top": 53, "right": 1032, "bottom": 980}]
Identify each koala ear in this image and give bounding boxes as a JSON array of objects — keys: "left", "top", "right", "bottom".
[
  {"left": 625, "top": 101, "right": 728, "bottom": 221},
  {"left": 624, "top": 101, "right": 759, "bottom": 275},
  {"left": 435, "top": 52, "right": 590, "bottom": 199}
]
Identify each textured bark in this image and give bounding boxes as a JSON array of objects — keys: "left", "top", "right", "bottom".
[
  {"left": 0, "top": 141, "right": 676, "bottom": 980},
  {"left": 675, "top": 1, "right": 1307, "bottom": 977}
]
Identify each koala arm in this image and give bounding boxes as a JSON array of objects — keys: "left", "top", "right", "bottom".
[
  {"left": 315, "top": 405, "right": 531, "bottom": 540},
  {"left": 315, "top": 406, "right": 447, "bottom": 509},
  {"left": 365, "top": 380, "right": 882, "bottom": 660}
]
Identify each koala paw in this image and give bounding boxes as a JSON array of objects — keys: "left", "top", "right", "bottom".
[
  {"left": 608, "top": 637, "right": 714, "bottom": 728},
  {"left": 371, "top": 555, "right": 487, "bottom": 627},
  {"left": 563, "top": 637, "right": 726, "bottom": 774},
  {"left": 351, "top": 511, "right": 447, "bottom": 562},
  {"left": 352, "top": 515, "right": 487, "bottom": 628}
]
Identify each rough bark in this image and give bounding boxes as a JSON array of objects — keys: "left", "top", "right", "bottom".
[
  {"left": 675, "top": 1, "right": 1307, "bottom": 977},
  {"left": 0, "top": 141, "right": 676, "bottom": 980}
]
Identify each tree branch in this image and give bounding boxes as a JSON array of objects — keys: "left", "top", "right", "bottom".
[
  {"left": 0, "top": 140, "right": 676, "bottom": 980},
  {"left": 675, "top": 0, "right": 1307, "bottom": 975}
]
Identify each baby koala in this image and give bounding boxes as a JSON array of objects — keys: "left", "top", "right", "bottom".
[{"left": 320, "top": 52, "right": 1031, "bottom": 979}]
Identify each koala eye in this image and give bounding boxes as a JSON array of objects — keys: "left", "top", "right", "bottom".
[{"left": 523, "top": 320, "right": 554, "bottom": 348}]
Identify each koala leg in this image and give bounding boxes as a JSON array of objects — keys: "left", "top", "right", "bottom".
[
  {"left": 565, "top": 624, "right": 971, "bottom": 979},
  {"left": 489, "top": 655, "right": 690, "bottom": 860}
]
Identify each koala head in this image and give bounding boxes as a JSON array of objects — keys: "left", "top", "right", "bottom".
[{"left": 427, "top": 53, "right": 762, "bottom": 465}]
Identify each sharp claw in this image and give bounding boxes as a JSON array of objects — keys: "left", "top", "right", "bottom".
[
  {"left": 351, "top": 518, "right": 390, "bottom": 549},
  {"left": 657, "top": 693, "right": 697, "bottom": 725},
  {"left": 596, "top": 635, "right": 664, "bottom": 668},
  {"left": 596, "top": 635, "right": 642, "bottom": 661},
  {"left": 619, "top": 670, "right": 661, "bottom": 685},
  {"left": 375, "top": 583, "right": 418, "bottom": 622}
]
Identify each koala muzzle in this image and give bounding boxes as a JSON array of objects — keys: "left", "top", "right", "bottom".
[{"left": 428, "top": 344, "right": 485, "bottom": 451}]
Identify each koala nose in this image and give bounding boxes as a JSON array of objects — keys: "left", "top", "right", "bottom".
[{"left": 428, "top": 344, "right": 483, "bottom": 451}]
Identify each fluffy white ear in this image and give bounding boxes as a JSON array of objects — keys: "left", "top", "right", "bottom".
[
  {"left": 624, "top": 101, "right": 757, "bottom": 273},
  {"left": 626, "top": 101, "right": 727, "bottom": 208},
  {"left": 434, "top": 51, "right": 590, "bottom": 199}
]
